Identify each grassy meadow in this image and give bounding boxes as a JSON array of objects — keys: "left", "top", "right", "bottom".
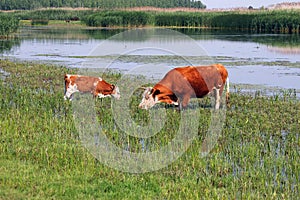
[{"left": 0, "top": 59, "right": 299, "bottom": 199}]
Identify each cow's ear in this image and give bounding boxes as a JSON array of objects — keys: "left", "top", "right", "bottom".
[
  {"left": 152, "top": 89, "right": 160, "bottom": 97},
  {"left": 111, "top": 84, "right": 115, "bottom": 90}
]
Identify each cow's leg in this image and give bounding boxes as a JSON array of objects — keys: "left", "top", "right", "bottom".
[
  {"left": 214, "top": 88, "right": 220, "bottom": 109},
  {"left": 219, "top": 85, "right": 225, "bottom": 107},
  {"left": 93, "top": 91, "right": 98, "bottom": 98},
  {"left": 69, "top": 94, "right": 74, "bottom": 101},
  {"left": 181, "top": 96, "right": 190, "bottom": 110},
  {"left": 215, "top": 84, "right": 229, "bottom": 109}
]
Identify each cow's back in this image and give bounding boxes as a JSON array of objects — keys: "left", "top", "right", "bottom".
[
  {"left": 76, "top": 76, "right": 99, "bottom": 92},
  {"left": 174, "top": 66, "right": 208, "bottom": 97},
  {"left": 158, "top": 64, "right": 228, "bottom": 98}
]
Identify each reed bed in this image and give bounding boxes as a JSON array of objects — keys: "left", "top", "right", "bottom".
[
  {"left": 81, "top": 10, "right": 300, "bottom": 33},
  {"left": 0, "top": 60, "right": 299, "bottom": 199},
  {"left": 2, "top": 9, "right": 300, "bottom": 34}
]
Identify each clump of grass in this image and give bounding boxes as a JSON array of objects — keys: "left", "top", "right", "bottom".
[
  {"left": 31, "top": 19, "right": 49, "bottom": 26},
  {"left": 0, "top": 60, "right": 299, "bottom": 199}
]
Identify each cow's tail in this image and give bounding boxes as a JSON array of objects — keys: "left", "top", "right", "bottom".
[{"left": 225, "top": 77, "right": 230, "bottom": 107}]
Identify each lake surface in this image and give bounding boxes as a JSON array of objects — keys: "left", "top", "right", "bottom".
[{"left": 1, "top": 26, "right": 300, "bottom": 96}]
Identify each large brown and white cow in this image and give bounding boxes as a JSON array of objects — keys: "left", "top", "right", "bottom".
[
  {"left": 64, "top": 74, "right": 120, "bottom": 100},
  {"left": 138, "top": 64, "right": 229, "bottom": 110}
]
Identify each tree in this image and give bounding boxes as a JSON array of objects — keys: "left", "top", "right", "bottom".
[{"left": 0, "top": 0, "right": 207, "bottom": 10}]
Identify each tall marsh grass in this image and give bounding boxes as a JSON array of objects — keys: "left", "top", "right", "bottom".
[
  {"left": 81, "top": 10, "right": 300, "bottom": 33},
  {"left": 0, "top": 60, "right": 299, "bottom": 199},
  {"left": 3, "top": 9, "right": 300, "bottom": 33},
  {"left": 0, "top": 13, "right": 19, "bottom": 37},
  {"left": 15, "top": 9, "right": 88, "bottom": 21}
]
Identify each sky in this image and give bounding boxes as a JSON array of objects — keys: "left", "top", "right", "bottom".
[{"left": 201, "top": 0, "right": 300, "bottom": 9}]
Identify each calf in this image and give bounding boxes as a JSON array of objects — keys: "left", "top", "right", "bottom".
[
  {"left": 138, "top": 64, "right": 229, "bottom": 110},
  {"left": 64, "top": 74, "right": 120, "bottom": 100}
]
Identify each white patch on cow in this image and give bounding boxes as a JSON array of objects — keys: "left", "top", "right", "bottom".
[
  {"left": 97, "top": 93, "right": 111, "bottom": 98},
  {"left": 94, "top": 81, "right": 98, "bottom": 87},
  {"left": 112, "top": 86, "right": 121, "bottom": 99},
  {"left": 154, "top": 95, "right": 159, "bottom": 103},
  {"left": 139, "top": 87, "right": 158, "bottom": 110},
  {"left": 98, "top": 77, "right": 102, "bottom": 81}
]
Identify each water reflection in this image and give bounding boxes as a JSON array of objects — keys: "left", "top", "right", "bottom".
[
  {"left": 268, "top": 46, "right": 300, "bottom": 54},
  {"left": 19, "top": 26, "right": 123, "bottom": 40},
  {"left": 0, "top": 39, "right": 20, "bottom": 54},
  {"left": 176, "top": 28, "right": 300, "bottom": 47},
  {"left": 0, "top": 27, "right": 299, "bottom": 92}
]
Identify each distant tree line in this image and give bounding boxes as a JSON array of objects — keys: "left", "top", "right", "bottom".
[{"left": 0, "top": 0, "right": 206, "bottom": 10}]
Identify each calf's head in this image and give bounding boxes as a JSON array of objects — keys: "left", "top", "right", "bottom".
[{"left": 111, "top": 85, "right": 121, "bottom": 100}]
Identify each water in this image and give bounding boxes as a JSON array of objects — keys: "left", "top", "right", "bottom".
[{"left": 1, "top": 26, "right": 300, "bottom": 95}]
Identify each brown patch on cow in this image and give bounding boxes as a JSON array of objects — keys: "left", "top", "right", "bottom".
[
  {"left": 151, "top": 84, "right": 178, "bottom": 104},
  {"left": 94, "top": 80, "right": 116, "bottom": 97}
]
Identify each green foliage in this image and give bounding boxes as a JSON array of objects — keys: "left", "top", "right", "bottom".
[
  {"left": 0, "top": 0, "right": 206, "bottom": 10},
  {"left": 0, "top": 13, "right": 19, "bottom": 37},
  {"left": 0, "top": 60, "right": 299, "bottom": 199}
]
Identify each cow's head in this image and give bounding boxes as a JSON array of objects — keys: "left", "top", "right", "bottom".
[
  {"left": 138, "top": 87, "right": 178, "bottom": 110},
  {"left": 111, "top": 85, "right": 121, "bottom": 100}
]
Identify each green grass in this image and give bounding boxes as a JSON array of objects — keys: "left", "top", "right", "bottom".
[{"left": 0, "top": 60, "right": 299, "bottom": 199}]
